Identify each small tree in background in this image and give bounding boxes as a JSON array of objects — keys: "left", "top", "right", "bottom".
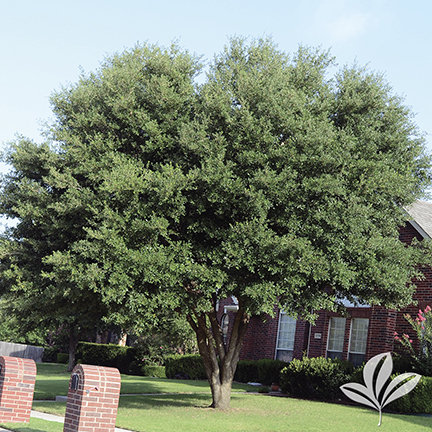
[
  {"left": 0, "top": 141, "right": 119, "bottom": 371},
  {"left": 0, "top": 299, "right": 46, "bottom": 347}
]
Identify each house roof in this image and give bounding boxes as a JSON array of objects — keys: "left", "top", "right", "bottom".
[{"left": 405, "top": 200, "right": 432, "bottom": 239}]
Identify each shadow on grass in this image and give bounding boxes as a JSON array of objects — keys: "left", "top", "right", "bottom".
[
  {"left": 119, "top": 393, "right": 213, "bottom": 409},
  {"left": 121, "top": 376, "right": 254, "bottom": 394},
  {"left": 35, "top": 363, "right": 255, "bottom": 400},
  {"left": 384, "top": 410, "right": 432, "bottom": 429},
  {"left": 36, "top": 363, "right": 70, "bottom": 375},
  {"left": 118, "top": 392, "right": 251, "bottom": 411},
  {"left": 3, "top": 428, "right": 45, "bottom": 432}
]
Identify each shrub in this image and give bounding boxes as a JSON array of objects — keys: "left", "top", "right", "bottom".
[
  {"left": 234, "top": 360, "right": 260, "bottom": 383},
  {"left": 144, "top": 365, "right": 166, "bottom": 378},
  {"left": 391, "top": 354, "right": 416, "bottom": 374},
  {"left": 349, "top": 353, "right": 416, "bottom": 386},
  {"left": 128, "top": 358, "right": 165, "bottom": 376},
  {"left": 257, "top": 359, "right": 288, "bottom": 386},
  {"left": 165, "top": 355, "right": 287, "bottom": 384},
  {"left": 77, "top": 342, "right": 134, "bottom": 374},
  {"left": 165, "top": 354, "right": 207, "bottom": 380},
  {"left": 280, "top": 356, "right": 353, "bottom": 400},
  {"left": 257, "top": 386, "right": 270, "bottom": 393},
  {"left": 42, "top": 347, "right": 58, "bottom": 362},
  {"left": 129, "top": 360, "right": 167, "bottom": 378},
  {"left": 56, "top": 353, "right": 69, "bottom": 364},
  {"left": 234, "top": 359, "right": 288, "bottom": 385},
  {"left": 387, "top": 375, "right": 432, "bottom": 414}
]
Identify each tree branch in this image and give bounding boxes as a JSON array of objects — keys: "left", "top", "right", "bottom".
[
  {"left": 225, "top": 306, "right": 250, "bottom": 372},
  {"left": 208, "top": 306, "right": 226, "bottom": 362}
]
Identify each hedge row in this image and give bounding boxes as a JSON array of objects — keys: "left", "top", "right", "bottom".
[
  {"left": 165, "top": 354, "right": 207, "bottom": 380},
  {"left": 234, "top": 359, "right": 288, "bottom": 386},
  {"left": 164, "top": 355, "right": 287, "bottom": 386},
  {"left": 76, "top": 342, "right": 133, "bottom": 374},
  {"left": 54, "top": 342, "right": 166, "bottom": 377}
]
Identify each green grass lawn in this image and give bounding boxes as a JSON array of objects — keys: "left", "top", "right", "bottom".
[
  {"left": 33, "top": 363, "right": 72, "bottom": 400},
  {"left": 28, "top": 395, "right": 432, "bottom": 432},
  {"left": 33, "top": 363, "right": 255, "bottom": 400},
  {"left": 1, "top": 363, "right": 431, "bottom": 432},
  {"left": 0, "top": 418, "right": 63, "bottom": 432}
]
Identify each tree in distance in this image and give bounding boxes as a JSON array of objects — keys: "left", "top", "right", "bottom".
[
  {"left": 1, "top": 37, "right": 431, "bottom": 408},
  {"left": 0, "top": 141, "right": 118, "bottom": 371}
]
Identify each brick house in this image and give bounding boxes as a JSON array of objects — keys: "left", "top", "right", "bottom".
[{"left": 218, "top": 200, "right": 432, "bottom": 367}]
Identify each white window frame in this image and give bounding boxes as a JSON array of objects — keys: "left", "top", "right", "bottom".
[
  {"left": 326, "top": 317, "right": 346, "bottom": 360},
  {"left": 348, "top": 318, "right": 369, "bottom": 366},
  {"left": 275, "top": 311, "right": 296, "bottom": 362}
]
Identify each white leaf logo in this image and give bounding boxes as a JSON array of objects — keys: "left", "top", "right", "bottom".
[{"left": 340, "top": 352, "right": 421, "bottom": 426}]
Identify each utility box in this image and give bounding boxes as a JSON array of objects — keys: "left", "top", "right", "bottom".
[
  {"left": 64, "top": 364, "right": 121, "bottom": 432},
  {"left": 0, "top": 356, "right": 36, "bottom": 423}
]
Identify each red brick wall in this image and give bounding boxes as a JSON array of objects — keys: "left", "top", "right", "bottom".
[
  {"left": 400, "top": 221, "right": 424, "bottom": 243},
  {"left": 293, "top": 320, "right": 310, "bottom": 359},
  {"left": 237, "top": 313, "right": 309, "bottom": 361},
  {"left": 367, "top": 307, "right": 397, "bottom": 358},
  {"left": 394, "top": 267, "right": 432, "bottom": 354},
  {"left": 218, "top": 221, "right": 432, "bottom": 364},
  {"left": 395, "top": 222, "right": 432, "bottom": 353},
  {"left": 239, "top": 307, "right": 279, "bottom": 361},
  {"left": 0, "top": 356, "right": 36, "bottom": 423},
  {"left": 307, "top": 312, "right": 328, "bottom": 358},
  {"left": 217, "top": 300, "right": 309, "bottom": 361},
  {"left": 63, "top": 364, "right": 121, "bottom": 432}
]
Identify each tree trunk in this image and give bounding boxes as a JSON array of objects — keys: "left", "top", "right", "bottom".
[
  {"left": 187, "top": 303, "right": 249, "bottom": 409},
  {"left": 68, "top": 327, "right": 80, "bottom": 372},
  {"left": 209, "top": 375, "right": 234, "bottom": 410},
  {"left": 118, "top": 332, "right": 127, "bottom": 346}
]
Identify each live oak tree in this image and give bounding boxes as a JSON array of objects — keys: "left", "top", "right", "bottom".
[{"left": 2, "top": 38, "right": 431, "bottom": 408}]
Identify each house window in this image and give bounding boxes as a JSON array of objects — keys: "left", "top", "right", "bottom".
[
  {"left": 326, "top": 317, "right": 346, "bottom": 360},
  {"left": 348, "top": 318, "right": 369, "bottom": 367},
  {"left": 275, "top": 312, "right": 296, "bottom": 361}
]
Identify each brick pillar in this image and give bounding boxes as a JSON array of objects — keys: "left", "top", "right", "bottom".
[
  {"left": 63, "top": 364, "right": 121, "bottom": 432},
  {"left": 0, "top": 356, "right": 36, "bottom": 423}
]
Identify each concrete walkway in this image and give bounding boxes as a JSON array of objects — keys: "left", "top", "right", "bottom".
[
  {"left": 32, "top": 410, "right": 134, "bottom": 431},
  {"left": 0, "top": 410, "right": 133, "bottom": 432}
]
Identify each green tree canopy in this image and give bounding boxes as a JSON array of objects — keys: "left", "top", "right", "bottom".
[
  {"left": 0, "top": 140, "right": 120, "bottom": 370},
  {"left": 1, "top": 37, "right": 431, "bottom": 407}
]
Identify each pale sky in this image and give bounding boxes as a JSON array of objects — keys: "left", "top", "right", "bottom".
[{"left": 1, "top": 0, "right": 431, "bottom": 164}]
